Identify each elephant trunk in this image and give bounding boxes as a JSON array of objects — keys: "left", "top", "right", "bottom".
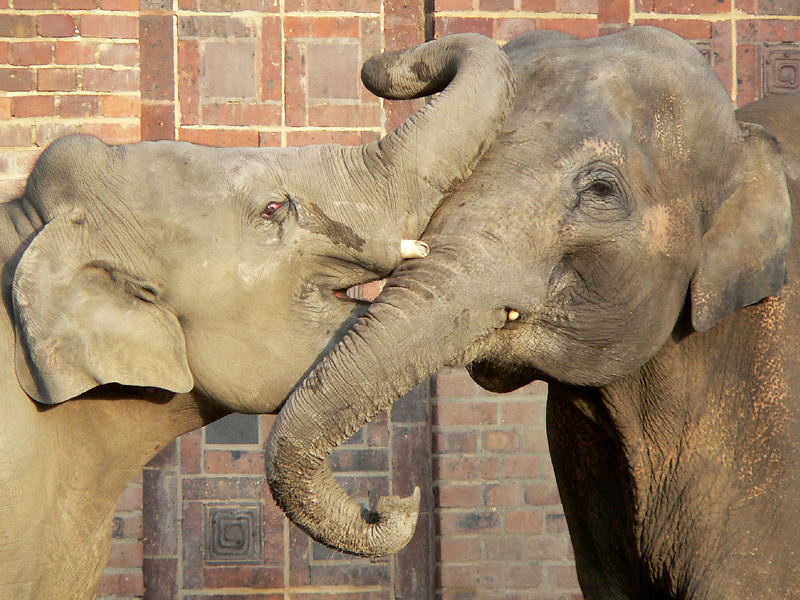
[
  {"left": 266, "top": 253, "right": 505, "bottom": 556},
  {"left": 345, "top": 34, "right": 516, "bottom": 240}
]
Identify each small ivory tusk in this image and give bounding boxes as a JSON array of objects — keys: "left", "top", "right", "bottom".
[
  {"left": 400, "top": 239, "right": 430, "bottom": 259},
  {"left": 508, "top": 310, "right": 520, "bottom": 321}
]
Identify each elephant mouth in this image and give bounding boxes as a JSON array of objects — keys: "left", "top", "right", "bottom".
[{"left": 334, "top": 279, "right": 387, "bottom": 304}]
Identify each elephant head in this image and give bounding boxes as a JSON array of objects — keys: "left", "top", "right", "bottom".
[
  {"left": 9, "top": 32, "right": 515, "bottom": 414},
  {"left": 265, "top": 27, "right": 792, "bottom": 556}
]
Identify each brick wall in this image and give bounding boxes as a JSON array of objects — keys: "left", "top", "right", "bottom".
[{"left": 2, "top": 1, "right": 800, "bottom": 599}]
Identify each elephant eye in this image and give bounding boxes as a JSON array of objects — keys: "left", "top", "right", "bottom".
[
  {"left": 261, "top": 200, "right": 286, "bottom": 219},
  {"left": 584, "top": 181, "right": 614, "bottom": 197}
]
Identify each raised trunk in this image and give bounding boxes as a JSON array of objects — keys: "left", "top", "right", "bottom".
[
  {"left": 266, "top": 255, "right": 507, "bottom": 556},
  {"left": 338, "top": 34, "right": 516, "bottom": 243}
]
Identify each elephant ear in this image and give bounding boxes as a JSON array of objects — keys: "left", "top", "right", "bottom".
[
  {"left": 13, "top": 209, "right": 193, "bottom": 405},
  {"left": 690, "top": 122, "right": 792, "bottom": 332}
]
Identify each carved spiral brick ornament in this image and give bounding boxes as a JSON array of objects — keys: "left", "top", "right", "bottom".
[
  {"left": 204, "top": 504, "right": 263, "bottom": 565},
  {"left": 763, "top": 43, "right": 800, "bottom": 95}
]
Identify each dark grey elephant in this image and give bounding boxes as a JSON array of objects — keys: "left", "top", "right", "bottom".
[
  {"left": 0, "top": 34, "right": 515, "bottom": 599},
  {"left": 266, "top": 28, "right": 800, "bottom": 597}
]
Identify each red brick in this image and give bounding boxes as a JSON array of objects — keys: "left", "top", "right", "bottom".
[
  {"left": 106, "top": 540, "right": 143, "bottom": 568},
  {"left": 0, "top": 98, "right": 11, "bottom": 119},
  {"left": 549, "top": 564, "right": 580, "bottom": 590},
  {"left": 101, "top": 0, "right": 139, "bottom": 9},
  {"left": 544, "top": 512, "right": 569, "bottom": 534},
  {"left": 181, "top": 476, "right": 263, "bottom": 499},
  {"left": 178, "top": 15, "right": 254, "bottom": 38},
  {"left": 180, "top": 429, "right": 202, "bottom": 474},
  {"left": 203, "top": 565, "right": 284, "bottom": 589},
  {"left": 204, "top": 449, "right": 266, "bottom": 474},
  {"left": 483, "top": 430, "right": 520, "bottom": 453},
  {"left": 598, "top": 0, "right": 629, "bottom": 24},
  {"left": 519, "top": 0, "right": 556, "bottom": 8},
  {"left": 202, "top": 102, "right": 281, "bottom": 127},
  {"left": 115, "top": 514, "right": 143, "bottom": 539},
  {"left": 141, "top": 102, "right": 175, "bottom": 141},
  {"left": 561, "top": 0, "right": 598, "bottom": 11},
  {"left": 37, "top": 68, "right": 76, "bottom": 91},
  {"left": 200, "top": 0, "right": 278, "bottom": 10},
  {"left": 13, "top": 0, "right": 53, "bottom": 8},
  {"left": 738, "top": 18, "right": 800, "bottom": 42},
  {"left": 489, "top": 18, "right": 535, "bottom": 44},
  {"left": 13, "top": 95, "right": 55, "bottom": 117},
  {"left": 286, "top": 0, "right": 377, "bottom": 10},
  {"left": 437, "top": 537, "right": 481, "bottom": 562},
  {"left": 102, "top": 94, "right": 140, "bottom": 117},
  {"left": 736, "top": 44, "right": 759, "bottom": 106},
  {"left": 432, "top": 369, "right": 479, "bottom": 397},
  {"left": 433, "top": 431, "right": 478, "bottom": 454},
  {"left": 526, "top": 534, "right": 573, "bottom": 560},
  {"left": 502, "top": 455, "right": 542, "bottom": 479},
  {"left": 439, "top": 564, "right": 501, "bottom": 588},
  {"left": 0, "top": 68, "right": 36, "bottom": 92},
  {"left": 0, "top": 123, "right": 34, "bottom": 147},
  {"left": 653, "top": 0, "right": 730, "bottom": 12},
  {"left": 58, "top": 0, "right": 99, "bottom": 7},
  {"left": 141, "top": 15, "right": 174, "bottom": 101},
  {"left": 742, "top": 0, "right": 800, "bottom": 14},
  {"left": 115, "top": 482, "right": 143, "bottom": 512},
  {"left": 537, "top": 17, "right": 600, "bottom": 38},
  {"left": 98, "top": 42, "right": 138, "bottom": 67},
  {"left": 284, "top": 16, "right": 361, "bottom": 38},
  {"left": 435, "top": 0, "right": 473, "bottom": 9},
  {"left": 83, "top": 68, "right": 139, "bottom": 92},
  {"left": 80, "top": 14, "right": 138, "bottom": 39},
  {"left": 54, "top": 40, "right": 96, "bottom": 64},
  {"left": 259, "top": 131, "right": 281, "bottom": 147},
  {"left": 480, "top": 0, "right": 514, "bottom": 10},
  {"left": 177, "top": 40, "right": 200, "bottom": 125},
  {"left": 484, "top": 482, "right": 520, "bottom": 507},
  {"left": 435, "top": 455, "right": 500, "bottom": 480},
  {"left": 504, "top": 510, "right": 544, "bottom": 534},
  {"left": 501, "top": 400, "right": 545, "bottom": 425},
  {"left": 435, "top": 483, "right": 483, "bottom": 507},
  {"left": 435, "top": 17, "right": 495, "bottom": 38},
  {"left": 434, "top": 402, "right": 498, "bottom": 426},
  {"left": 0, "top": 16, "right": 35, "bottom": 38},
  {"left": 438, "top": 511, "right": 500, "bottom": 536},
  {"left": 504, "top": 563, "right": 545, "bottom": 588},
  {"left": 521, "top": 431, "right": 550, "bottom": 453},
  {"left": 37, "top": 14, "right": 78, "bottom": 38},
  {"left": 524, "top": 482, "right": 562, "bottom": 506},
  {"left": 307, "top": 103, "right": 381, "bottom": 128},
  {"left": 10, "top": 42, "right": 53, "bottom": 66}
]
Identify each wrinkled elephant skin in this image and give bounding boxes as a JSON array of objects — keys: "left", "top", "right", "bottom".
[
  {"left": 266, "top": 28, "right": 800, "bottom": 598},
  {"left": 0, "top": 34, "right": 516, "bottom": 599}
]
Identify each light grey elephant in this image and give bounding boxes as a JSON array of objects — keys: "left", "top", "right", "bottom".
[
  {"left": 0, "top": 34, "right": 515, "bottom": 599},
  {"left": 266, "top": 28, "right": 800, "bottom": 598}
]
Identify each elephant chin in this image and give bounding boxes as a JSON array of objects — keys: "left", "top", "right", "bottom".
[{"left": 467, "top": 358, "right": 539, "bottom": 393}]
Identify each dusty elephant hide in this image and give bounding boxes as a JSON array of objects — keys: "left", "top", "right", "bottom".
[
  {"left": 266, "top": 27, "right": 800, "bottom": 599},
  {"left": 0, "top": 33, "right": 516, "bottom": 599}
]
